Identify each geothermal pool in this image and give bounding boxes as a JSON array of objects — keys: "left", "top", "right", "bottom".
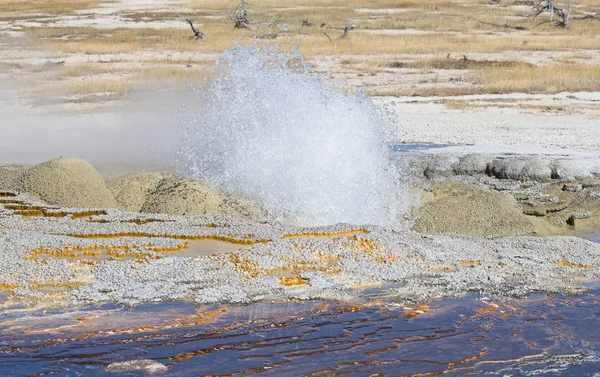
[
  {"left": 2, "top": 44, "right": 600, "bottom": 377},
  {"left": 2, "top": 288, "right": 600, "bottom": 376}
]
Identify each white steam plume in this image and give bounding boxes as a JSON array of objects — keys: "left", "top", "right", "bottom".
[{"left": 179, "top": 45, "right": 403, "bottom": 226}]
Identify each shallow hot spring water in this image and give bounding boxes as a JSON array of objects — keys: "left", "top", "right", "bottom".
[{"left": 2, "top": 289, "right": 600, "bottom": 376}]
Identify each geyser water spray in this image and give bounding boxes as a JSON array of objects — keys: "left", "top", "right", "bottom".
[{"left": 179, "top": 45, "right": 401, "bottom": 226}]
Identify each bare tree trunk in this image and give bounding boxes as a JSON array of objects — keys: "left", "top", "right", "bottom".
[
  {"left": 564, "top": 0, "right": 571, "bottom": 26},
  {"left": 530, "top": 0, "right": 574, "bottom": 27}
]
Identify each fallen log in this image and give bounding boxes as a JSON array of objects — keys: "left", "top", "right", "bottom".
[{"left": 479, "top": 20, "right": 529, "bottom": 30}]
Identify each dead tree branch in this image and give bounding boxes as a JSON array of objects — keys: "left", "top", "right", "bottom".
[
  {"left": 323, "top": 32, "right": 332, "bottom": 42},
  {"left": 185, "top": 19, "right": 205, "bottom": 40},
  {"left": 530, "top": 0, "right": 572, "bottom": 27},
  {"left": 253, "top": 13, "right": 285, "bottom": 39},
  {"left": 339, "top": 24, "right": 355, "bottom": 39},
  {"left": 532, "top": 19, "right": 553, "bottom": 27},
  {"left": 573, "top": 13, "right": 599, "bottom": 20},
  {"left": 229, "top": 0, "right": 285, "bottom": 37},
  {"left": 231, "top": 0, "right": 251, "bottom": 29},
  {"left": 479, "top": 20, "right": 529, "bottom": 30},
  {"left": 302, "top": 19, "right": 314, "bottom": 27}
]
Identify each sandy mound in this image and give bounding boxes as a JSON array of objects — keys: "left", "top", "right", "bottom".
[
  {"left": 141, "top": 177, "right": 267, "bottom": 219},
  {"left": 107, "top": 171, "right": 174, "bottom": 212},
  {"left": 0, "top": 165, "right": 27, "bottom": 190},
  {"left": 413, "top": 182, "right": 535, "bottom": 237},
  {"left": 12, "top": 157, "right": 117, "bottom": 208}
]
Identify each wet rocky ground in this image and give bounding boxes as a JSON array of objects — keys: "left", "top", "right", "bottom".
[
  {"left": 411, "top": 151, "right": 600, "bottom": 237},
  {"left": 0, "top": 153, "right": 599, "bottom": 311}
]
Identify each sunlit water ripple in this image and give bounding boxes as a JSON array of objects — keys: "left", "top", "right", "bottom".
[{"left": 1, "top": 288, "right": 599, "bottom": 376}]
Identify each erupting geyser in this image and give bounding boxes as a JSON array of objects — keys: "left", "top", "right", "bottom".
[{"left": 179, "top": 45, "right": 401, "bottom": 226}]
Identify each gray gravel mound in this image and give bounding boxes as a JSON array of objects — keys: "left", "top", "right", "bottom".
[
  {"left": 419, "top": 154, "right": 600, "bottom": 182},
  {"left": 107, "top": 171, "right": 174, "bottom": 212},
  {"left": 141, "top": 176, "right": 267, "bottom": 219},
  {"left": 413, "top": 182, "right": 535, "bottom": 237},
  {"left": 487, "top": 158, "right": 553, "bottom": 181},
  {"left": 454, "top": 154, "right": 488, "bottom": 176},
  {"left": 11, "top": 157, "right": 117, "bottom": 208},
  {"left": 424, "top": 155, "right": 458, "bottom": 179},
  {"left": 0, "top": 165, "right": 27, "bottom": 190}
]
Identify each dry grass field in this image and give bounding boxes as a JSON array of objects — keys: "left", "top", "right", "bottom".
[
  {"left": 0, "top": 0, "right": 105, "bottom": 15},
  {"left": 0, "top": 0, "right": 599, "bottom": 112}
]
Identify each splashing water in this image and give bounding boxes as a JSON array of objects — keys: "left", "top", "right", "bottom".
[{"left": 179, "top": 45, "right": 401, "bottom": 226}]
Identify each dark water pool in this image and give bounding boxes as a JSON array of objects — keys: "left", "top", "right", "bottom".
[
  {"left": 389, "top": 143, "right": 448, "bottom": 153},
  {"left": 1, "top": 288, "right": 600, "bottom": 377}
]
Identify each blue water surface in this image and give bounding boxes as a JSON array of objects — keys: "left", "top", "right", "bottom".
[
  {"left": 389, "top": 143, "right": 448, "bottom": 153},
  {"left": 1, "top": 289, "right": 600, "bottom": 376}
]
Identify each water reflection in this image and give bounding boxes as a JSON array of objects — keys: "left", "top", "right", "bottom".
[
  {"left": 389, "top": 143, "right": 448, "bottom": 153},
  {"left": 1, "top": 289, "right": 599, "bottom": 376},
  {"left": 585, "top": 230, "right": 600, "bottom": 244}
]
